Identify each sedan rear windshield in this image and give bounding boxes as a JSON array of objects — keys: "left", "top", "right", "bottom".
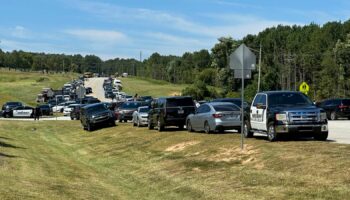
[
  {"left": 213, "top": 104, "right": 240, "bottom": 111},
  {"left": 166, "top": 98, "right": 194, "bottom": 107}
]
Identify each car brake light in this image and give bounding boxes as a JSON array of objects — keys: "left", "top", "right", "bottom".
[
  {"left": 212, "top": 113, "right": 222, "bottom": 118},
  {"left": 339, "top": 104, "right": 348, "bottom": 109}
]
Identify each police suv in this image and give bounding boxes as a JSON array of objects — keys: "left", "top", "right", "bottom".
[{"left": 244, "top": 91, "right": 328, "bottom": 141}]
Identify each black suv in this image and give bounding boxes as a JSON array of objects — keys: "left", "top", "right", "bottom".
[
  {"left": 80, "top": 103, "right": 116, "bottom": 131},
  {"left": 317, "top": 98, "right": 350, "bottom": 120},
  {"left": 1, "top": 102, "right": 23, "bottom": 117},
  {"left": 148, "top": 96, "right": 195, "bottom": 131}
]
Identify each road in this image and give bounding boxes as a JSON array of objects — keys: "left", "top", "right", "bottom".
[
  {"left": 84, "top": 77, "right": 111, "bottom": 102},
  {"left": 328, "top": 120, "right": 350, "bottom": 144}
]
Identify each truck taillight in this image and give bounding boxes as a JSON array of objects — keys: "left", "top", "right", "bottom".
[
  {"left": 212, "top": 113, "right": 222, "bottom": 118},
  {"left": 338, "top": 104, "right": 348, "bottom": 109}
]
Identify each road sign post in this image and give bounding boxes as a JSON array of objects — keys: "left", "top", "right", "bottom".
[
  {"left": 229, "top": 44, "right": 256, "bottom": 150},
  {"left": 76, "top": 86, "right": 86, "bottom": 104}
]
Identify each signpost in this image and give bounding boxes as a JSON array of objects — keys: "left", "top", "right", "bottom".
[
  {"left": 229, "top": 44, "right": 256, "bottom": 150},
  {"left": 76, "top": 86, "right": 86, "bottom": 104},
  {"left": 299, "top": 82, "right": 309, "bottom": 95}
]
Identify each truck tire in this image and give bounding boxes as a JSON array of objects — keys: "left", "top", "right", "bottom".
[
  {"left": 86, "top": 123, "right": 93, "bottom": 132},
  {"left": 157, "top": 118, "right": 164, "bottom": 132},
  {"left": 148, "top": 119, "right": 154, "bottom": 130},
  {"left": 243, "top": 120, "right": 254, "bottom": 138},
  {"left": 314, "top": 132, "right": 328, "bottom": 141},
  {"left": 267, "top": 122, "right": 278, "bottom": 142}
]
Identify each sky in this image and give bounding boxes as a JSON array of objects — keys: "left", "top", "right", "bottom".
[{"left": 0, "top": 0, "right": 350, "bottom": 60}]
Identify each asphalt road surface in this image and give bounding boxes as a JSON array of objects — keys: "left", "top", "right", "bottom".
[
  {"left": 328, "top": 120, "right": 350, "bottom": 144},
  {"left": 84, "top": 77, "right": 111, "bottom": 102}
]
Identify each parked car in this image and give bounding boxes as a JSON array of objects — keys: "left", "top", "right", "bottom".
[
  {"left": 115, "top": 101, "right": 146, "bottom": 122},
  {"left": 245, "top": 91, "right": 328, "bottom": 142},
  {"left": 132, "top": 106, "right": 150, "bottom": 127},
  {"left": 186, "top": 102, "right": 241, "bottom": 133},
  {"left": 52, "top": 101, "right": 77, "bottom": 112},
  {"left": 38, "top": 104, "right": 53, "bottom": 116},
  {"left": 80, "top": 103, "right": 116, "bottom": 131},
  {"left": 148, "top": 96, "right": 195, "bottom": 131},
  {"left": 81, "top": 97, "right": 101, "bottom": 104},
  {"left": 63, "top": 104, "right": 80, "bottom": 116},
  {"left": 70, "top": 104, "right": 83, "bottom": 120},
  {"left": 5, "top": 106, "right": 34, "bottom": 118},
  {"left": 1, "top": 102, "right": 23, "bottom": 117},
  {"left": 317, "top": 98, "right": 350, "bottom": 120}
]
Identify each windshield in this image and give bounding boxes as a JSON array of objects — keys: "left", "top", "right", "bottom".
[
  {"left": 120, "top": 102, "right": 141, "bottom": 109},
  {"left": 8, "top": 102, "right": 22, "bottom": 106},
  {"left": 139, "top": 107, "right": 150, "bottom": 113},
  {"left": 87, "top": 104, "right": 107, "bottom": 114},
  {"left": 268, "top": 93, "right": 313, "bottom": 107},
  {"left": 213, "top": 104, "right": 240, "bottom": 111},
  {"left": 166, "top": 98, "right": 194, "bottom": 107}
]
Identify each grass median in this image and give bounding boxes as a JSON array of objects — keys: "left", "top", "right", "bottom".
[{"left": 1, "top": 120, "right": 349, "bottom": 199}]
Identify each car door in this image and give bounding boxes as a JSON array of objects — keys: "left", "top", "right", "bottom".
[
  {"left": 195, "top": 105, "right": 210, "bottom": 131},
  {"left": 256, "top": 95, "right": 267, "bottom": 131},
  {"left": 191, "top": 105, "right": 204, "bottom": 130},
  {"left": 250, "top": 95, "right": 261, "bottom": 130}
]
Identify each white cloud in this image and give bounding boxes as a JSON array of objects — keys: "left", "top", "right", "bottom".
[
  {"left": 64, "top": 29, "right": 128, "bottom": 43},
  {"left": 11, "top": 25, "right": 30, "bottom": 39}
]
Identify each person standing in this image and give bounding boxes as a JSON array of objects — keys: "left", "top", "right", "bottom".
[{"left": 34, "top": 105, "right": 41, "bottom": 121}]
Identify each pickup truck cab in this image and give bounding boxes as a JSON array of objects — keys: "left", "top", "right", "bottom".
[{"left": 245, "top": 91, "right": 328, "bottom": 141}]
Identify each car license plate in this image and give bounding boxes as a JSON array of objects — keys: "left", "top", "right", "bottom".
[{"left": 178, "top": 110, "right": 184, "bottom": 114}]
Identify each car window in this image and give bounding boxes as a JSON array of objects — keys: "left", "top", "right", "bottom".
[
  {"left": 260, "top": 95, "right": 267, "bottom": 106},
  {"left": 213, "top": 104, "right": 239, "bottom": 111},
  {"left": 196, "top": 105, "right": 205, "bottom": 114},
  {"left": 139, "top": 107, "right": 150, "bottom": 113},
  {"left": 252, "top": 95, "right": 262, "bottom": 106},
  {"left": 268, "top": 93, "right": 313, "bottom": 107},
  {"left": 120, "top": 102, "right": 140, "bottom": 109},
  {"left": 166, "top": 98, "right": 193, "bottom": 107}
]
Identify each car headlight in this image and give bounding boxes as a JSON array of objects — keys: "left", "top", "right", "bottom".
[
  {"left": 91, "top": 115, "right": 96, "bottom": 118},
  {"left": 276, "top": 113, "right": 288, "bottom": 121},
  {"left": 320, "top": 112, "right": 327, "bottom": 121}
]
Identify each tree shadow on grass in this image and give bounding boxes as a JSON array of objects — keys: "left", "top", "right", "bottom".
[
  {"left": 0, "top": 141, "right": 26, "bottom": 149},
  {"left": 0, "top": 136, "right": 13, "bottom": 140},
  {"left": 0, "top": 152, "right": 17, "bottom": 158}
]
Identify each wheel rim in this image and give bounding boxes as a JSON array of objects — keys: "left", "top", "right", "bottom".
[
  {"left": 243, "top": 123, "right": 248, "bottom": 136},
  {"left": 204, "top": 123, "right": 210, "bottom": 133},
  {"left": 331, "top": 112, "right": 336, "bottom": 120},
  {"left": 268, "top": 125, "right": 274, "bottom": 140}
]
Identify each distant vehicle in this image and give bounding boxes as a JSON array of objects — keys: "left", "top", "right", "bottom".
[
  {"left": 132, "top": 106, "right": 150, "bottom": 127},
  {"left": 125, "top": 95, "right": 134, "bottom": 101},
  {"left": 52, "top": 101, "right": 77, "bottom": 112},
  {"left": 38, "top": 104, "right": 53, "bottom": 116},
  {"left": 1, "top": 102, "right": 23, "bottom": 118},
  {"left": 317, "top": 98, "right": 350, "bottom": 120},
  {"left": 63, "top": 104, "right": 80, "bottom": 116},
  {"left": 6, "top": 106, "right": 34, "bottom": 118},
  {"left": 246, "top": 91, "right": 328, "bottom": 142},
  {"left": 80, "top": 103, "right": 116, "bottom": 131},
  {"left": 70, "top": 104, "right": 82, "bottom": 120},
  {"left": 122, "top": 73, "right": 128, "bottom": 77},
  {"left": 148, "top": 96, "right": 195, "bottom": 131},
  {"left": 81, "top": 97, "right": 101, "bottom": 104},
  {"left": 115, "top": 101, "right": 146, "bottom": 122},
  {"left": 186, "top": 102, "right": 241, "bottom": 133},
  {"left": 83, "top": 72, "right": 93, "bottom": 78},
  {"left": 64, "top": 95, "right": 70, "bottom": 101}
]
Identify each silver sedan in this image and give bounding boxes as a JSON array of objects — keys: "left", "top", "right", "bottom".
[
  {"left": 132, "top": 106, "right": 150, "bottom": 127},
  {"left": 186, "top": 102, "right": 241, "bottom": 133}
]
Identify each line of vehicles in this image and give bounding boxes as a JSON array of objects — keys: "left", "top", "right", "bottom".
[{"left": 1, "top": 75, "right": 349, "bottom": 142}]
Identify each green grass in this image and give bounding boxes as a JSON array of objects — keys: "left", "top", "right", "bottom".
[
  {"left": 1, "top": 121, "right": 350, "bottom": 199},
  {"left": 0, "top": 68, "right": 76, "bottom": 106},
  {"left": 120, "top": 76, "right": 188, "bottom": 97}
]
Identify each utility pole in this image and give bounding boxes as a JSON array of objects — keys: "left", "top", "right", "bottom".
[{"left": 257, "top": 43, "right": 262, "bottom": 92}]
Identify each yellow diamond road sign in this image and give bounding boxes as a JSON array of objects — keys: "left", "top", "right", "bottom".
[{"left": 299, "top": 82, "right": 309, "bottom": 95}]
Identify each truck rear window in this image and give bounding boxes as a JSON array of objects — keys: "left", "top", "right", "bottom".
[{"left": 166, "top": 98, "right": 194, "bottom": 107}]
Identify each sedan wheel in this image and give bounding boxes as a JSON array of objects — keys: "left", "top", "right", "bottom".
[
  {"left": 204, "top": 121, "right": 211, "bottom": 134},
  {"left": 187, "top": 120, "right": 194, "bottom": 132},
  {"left": 330, "top": 111, "right": 337, "bottom": 120},
  {"left": 267, "top": 122, "right": 278, "bottom": 142}
]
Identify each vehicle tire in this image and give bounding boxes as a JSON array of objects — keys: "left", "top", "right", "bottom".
[
  {"left": 314, "top": 132, "right": 328, "bottom": 141},
  {"left": 71, "top": 117, "right": 74, "bottom": 120},
  {"left": 187, "top": 120, "right": 194, "bottom": 132},
  {"left": 133, "top": 120, "right": 136, "bottom": 126},
  {"left": 243, "top": 121, "right": 254, "bottom": 138},
  {"left": 4, "top": 113, "right": 10, "bottom": 118},
  {"left": 110, "top": 120, "right": 116, "bottom": 127},
  {"left": 267, "top": 122, "right": 278, "bottom": 142},
  {"left": 60, "top": 108, "right": 64, "bottom": 112},
  {"left": 178, "top": 124, "right": 184, "bottom": 130},
  {"left": 148, "top": 119, "right": 154, "bottom": 130},
  {"left": 124, "top": 120, "right": 127, "bottom": 123},
  {"left": 330, "top": 111, "right": 337, "bottom": 120},
  {"left": 119, "top": 119, "right": 122, "bottom": 123},
  {"left": 86, "top": 123, "right": 93, "bottom": 132},
  {"left": 157, "top": 118, "right": 164, "bottom": 132},
  {"left": 204, "top": 121, "right": 211, "bottom": 134}
]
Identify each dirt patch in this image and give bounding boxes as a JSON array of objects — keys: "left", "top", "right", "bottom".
[
  {"left": 169, "top": 91, "right": 181, "bottom": 96},
  {"left": 206, "top": 145, "right": 264, "bottom": 169},
  {"left": 165, "top": 141, "right": 200, "bottom": 152}
]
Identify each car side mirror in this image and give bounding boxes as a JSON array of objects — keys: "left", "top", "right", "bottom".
[{"left": 256, "top": 103, "right": 266, "bottom": 109}]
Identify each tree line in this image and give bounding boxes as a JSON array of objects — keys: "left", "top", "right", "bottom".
[{"left": 1, "top": 20, "right": 350, "bottom": 101}]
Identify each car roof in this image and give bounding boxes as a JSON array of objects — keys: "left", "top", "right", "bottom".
[
  {"left": 257, "top": 91, "right": 303, "bottom": 95},
  {"left": 206, "top": 102, "right": 237, "bottom": 106},
  {"left": 158, "top": 96, "right": 192, "bottom": 99},
  {"left": 82, "top": 103, "right": 104, "bottom": 109}
]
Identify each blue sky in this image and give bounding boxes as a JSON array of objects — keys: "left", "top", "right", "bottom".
[{"left": 0, "top": 0, "right": 350, "bottom": 60}]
